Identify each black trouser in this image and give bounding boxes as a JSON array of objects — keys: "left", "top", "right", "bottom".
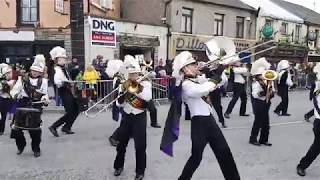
[
  {"left": 275, "top": 90, "right": 289, "bottom": 114},
  {"left": 51, "top": 88, "right": 79, "bottom": 130},
  {"left": 178, "top": 115, "right": 240, "bottom": 180},
  {"left": 250, "top": 99, "right": 270, "bottom": 143},
  {"left": 185, "top": 103, "right": 191, "bottom": 120},
  {"left": 0, "top": 97, "right": 12, "bottom": 133},
  {"left": 114, "top": 112, "right": 147, "bottom": 175},
  {"left": 298, "top": 118, "right": 320, "bottom": 170},
  {"left": 147, "top": 100, "right": 158, "bottom": 125},
  {"left": 12, "top": 129, "right": 42, "bottom": 152},
  {"left": 305, "top": 109, "right": 314, "bottom": 119},
  {"left": 225, "top": 83, "right": 247, "bottom": 115},
  {"left": 210, "top": 89, "right": 224, "bottom": 124}
]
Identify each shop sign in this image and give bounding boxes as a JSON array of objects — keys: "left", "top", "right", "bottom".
[
  {"left": 91, "top": 17, "right": 116, "bottom": 47},
  {"left": 173, "top": 34, "right": 254, "bottom": 52}
]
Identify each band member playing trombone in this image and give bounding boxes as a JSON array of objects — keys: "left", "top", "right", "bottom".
[
  {"left": 173, "top": 51, "right": 240, "bottom": 180},
  {"left": 48, "top": 46, "right": 79, "bottom": 137},
  {"left": 10, "top": 60, "right": 49, "bottom": 157},
  {"left": 249, "top": 58, "right": 275, "bottom": 146},
  {"left": 274, "top": 60, "right": 295, "bottom": 116},
  {"left": 113, "top": 55, "right": 152, "bottom": 180}
]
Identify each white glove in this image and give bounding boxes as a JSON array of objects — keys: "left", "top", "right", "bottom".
[
  {"left": 196, "top": 74, "right": 208, "bottom": 84},
  {"left": 41, "top": 96, "right": 49, "bottom": 105}
]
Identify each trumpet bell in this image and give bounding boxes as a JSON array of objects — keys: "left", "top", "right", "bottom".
[
  {"left": 263, "top": 70, "right": 278, "bottom": 81},
  {"left": 144, "top": 60, "right": 153, "bottom": 67}
]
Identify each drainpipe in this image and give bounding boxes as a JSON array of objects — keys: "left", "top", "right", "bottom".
[{"left": 164, "top": 0, "right": 173, "bottom": 61}]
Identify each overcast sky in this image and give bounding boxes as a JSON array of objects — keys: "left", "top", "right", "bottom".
[{"left": 285, "top": 0, "right": 320, "bottom": 13}]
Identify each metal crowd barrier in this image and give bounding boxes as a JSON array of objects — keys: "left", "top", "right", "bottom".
[{"left": 53, "top": 77, "right": 172, "bottom": 107}]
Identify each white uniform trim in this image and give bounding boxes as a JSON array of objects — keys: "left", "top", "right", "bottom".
[
  {"left": 233, "top": 67, "right": 248, "bottom": 84},
  {"left": 10, "top": 76, "right": 49, "bottom": 100},
  {"left": 54, "top": 66, "right": 69, "bottom": 88}
]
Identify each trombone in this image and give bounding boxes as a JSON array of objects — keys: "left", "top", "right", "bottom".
[{"left": 84, "top": 71, "right": 153, "bottom": 118}]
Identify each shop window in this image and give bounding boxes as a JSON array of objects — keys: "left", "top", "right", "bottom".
[
  {"left": 280, "top": 22, "right": 288, "bottom": 35},
  {"left": 295, "top": 25, "right": 301, "bottom": 42},
  {"left": 17, "top": 0, "right": 39, "bottom": 25},
  {"left": 181, "top": 7, "right": 193, "bottom": 34},
  {"left": 214, "top": 13, "right": 224, "bottom": 36},
  {"left": 236, "top": 16, "right": 244, "bottom": 38}
]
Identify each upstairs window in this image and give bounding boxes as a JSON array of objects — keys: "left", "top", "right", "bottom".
[
  {"left": 236, "top": 16, "right": 245, "bottom": 38},
  {"left": 181, "top": 7, "right": 193, "bottom": 34},
  {"left": 214, "top": 13, "right": 224, "bottom": 36},
  {"left": 19, "top": 0, "right": 38, "bottom": 24},
  {"left": 280, "top": 22, "right": 288, "bottom": 35}
]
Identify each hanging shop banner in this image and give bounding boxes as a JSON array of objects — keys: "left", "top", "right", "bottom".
[{"left": 91, "top": 17, "right": 116, "bottom": 47}]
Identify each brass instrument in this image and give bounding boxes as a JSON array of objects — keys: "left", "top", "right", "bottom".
[
  {"left": 262, "top": 70, "right": 278, "bottom": 103},
  {"left": 144, "top": 59, "right": 153, "bottom": 68},
  {"left": 84, "top": 71, "right": 153, "bottom": 118}
]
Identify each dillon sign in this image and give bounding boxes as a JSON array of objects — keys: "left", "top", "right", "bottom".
[{"left": 173, "top": 34, "right": 254, "bottom": 52}]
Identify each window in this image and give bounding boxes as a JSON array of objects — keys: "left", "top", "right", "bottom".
[
  {"left": 20, "top": 0, "right": 38, "bottom": 24},
  {"left": 236, "top": 16, "right": 245, "bottom": 38},
  {"left": 315, "top": 30, "right": 319, "bottom": 48},
  {"left": 181, "top": 7, "right": 193, "bottom": 33},
  {"left": 280, "top": 22, "right": 288, "bottom": 35},
  {"left": 100, "top": 0, "right": 113, "bottom": 9},
  {"left": 265, "top": 19, "right": 273, "bottom": 28},
  {"left": 214, "top": 13, "right": 224, "bottom": 36},
  {"left": 295, "top": 25, "right": 301, "bottom": 42}
]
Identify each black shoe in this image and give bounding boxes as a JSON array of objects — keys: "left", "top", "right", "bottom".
[
  {"left": 109, "top": 136, "right": 119, "bottom": 147},
  {"left": 304, "top": 115, "right": 310, "bottom": 122},
  {"left": 260, "top": 142, "right": 272, "bottom": 146},
  {"left": 48, "top": 126, "right": 59, "bottom": 137},
  {"left": 296, "top": 166, "right": 306, "bottom": 176},
  {"left": 114, "top": 168, "right": 123, "bottom": 176},
  {"left": 135, "top": 174, "right": 144, "bottom": 180},
  {"left": 224, "top": 113, "right": 230, "bottom": 119},
  {"left": 34, "top": 151, "right": 41, "bottom": 158},
  {"left": 249, "top": 140, "right": 261, "bottom": 146},
  {"left": 16, "top": 147, "right": 25, "bottom": 155},
  {"left": 221, "top": 123, "right": 227, "bottom": 128},
  {"left": 61, "top": 129, "right": 75, "bottom": 135},
  {"left": 282, "top": 113, "right": 291, "bottom": 116},
  {"left": 274, "top": 110, "right": 281, "bottom": 116},
  {"left": 151, "top": 123, "right": 161, "bottom": 128},
  {"left": 0, "top": 131, "right": 3, "bottom": 136},
  {"left": 240, "top": 114, "right": 250, "bottom": 117}
]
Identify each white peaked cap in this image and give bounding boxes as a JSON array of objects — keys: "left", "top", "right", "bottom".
[
  {"left": 30, "top": 62, "right": 45, "bottom": 73},
  {"left": 123, "top": 55, "right": 141, "bottom": 74},
  {"left": 251, "top": 57, "right": 271, "bottom": 75},
  {"left": 34, "top": 54, "right": 46, "bottom": 65},
  {"left": 0, "top": 63, "right": 12, "bottom": 76},
  {"left": 50, "top": 46, "right": 67, "bottom": 60},
  {"left": 172, "top": 51, "right": 196, "bottom": 85},
  {"left": 277, "top": 60, "right": 290, "bottom": 71},
  {"left": 105, "top": 59, "right": 124, "bottom": 78}
]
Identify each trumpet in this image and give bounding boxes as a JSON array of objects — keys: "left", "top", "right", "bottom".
[
  {"left": 262, "top": 70, "right": 278, "bottom": 103},
  {"left": 84, "top": 71, "right": 153, "bottom": 118}
]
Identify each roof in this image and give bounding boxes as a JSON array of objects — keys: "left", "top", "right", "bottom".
[
  {"left": 271, "top": 0, "right": 320, "bottom": 25},
  {"left": 241, "top": 0, "right": 303, "bottom": 23},
  {"left": 190, "top": 0, "right": 255, "bottom": 12}
]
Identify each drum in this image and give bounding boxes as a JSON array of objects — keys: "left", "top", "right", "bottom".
[{"left": 12, "top": 107, "right": 42, "bottom": 130}]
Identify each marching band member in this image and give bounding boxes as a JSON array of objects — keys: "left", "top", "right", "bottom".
[
  {"left": 140, "top": 61, "right": 161, "bottom": 128},
  {"left": 249, "top": 58, "right": 274, "bottom": 146},
  {"left": 172, "top": 51, "right": 240, "bottom": 180},
  {"left": 297, "top": 63, "right": 320, "bottom": 176},
  {"left": 0, "top": 64, "right": 14, "bottom": 135},
  {"left": 274, "top": 60, "right": 295, "bottom": 116},
  {"left": 48, "top": 46, "right": 79, "bottom": 137},
  {"left": 10, "top": 60, "right": 49, "bottom": 157},
  {"left": 224, "top": 61, "right": 250, "bottom": 118},
  {"left": 113, "top": 55, "right": 152, "bottom": 180}
]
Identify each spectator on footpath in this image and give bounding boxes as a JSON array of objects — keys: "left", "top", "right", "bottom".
[
  {"left": 92, "top": 55, "right": 103, "bottom": 69},
  {"left": 155, "top": 59, "right": 166, "bottom": 78},
  {"left": 165, "top": 59, "right": 173, "bottom": 76},
  {"left": 82, "top": 64, "right": 100, "bottom": 101},
  {"left": 68, "top": 58, "right": 80, "bottom": 80}
]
